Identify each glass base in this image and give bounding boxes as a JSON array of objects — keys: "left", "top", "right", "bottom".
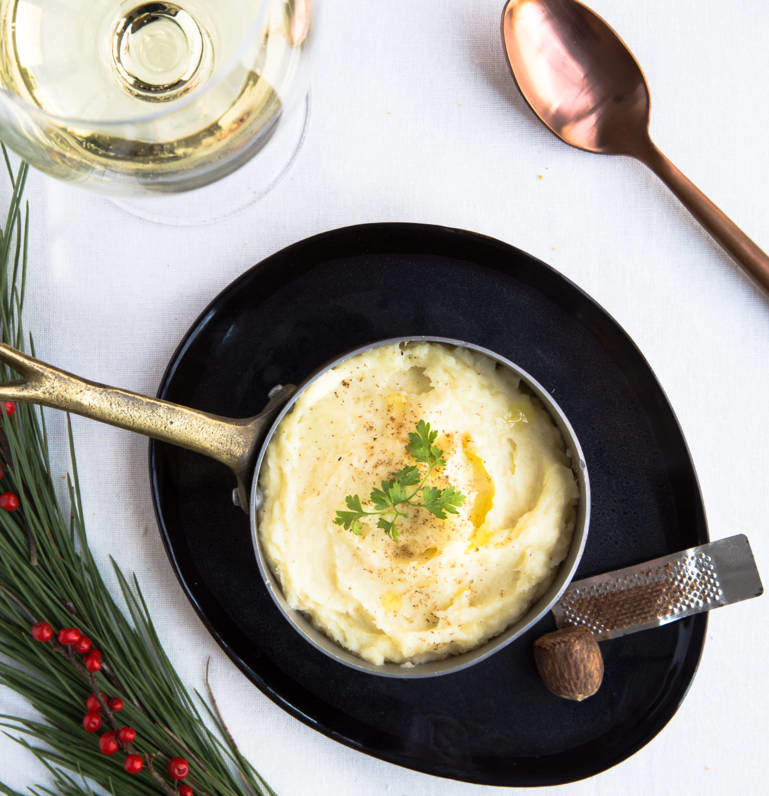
[{"left": 112, "top": 90, "right": 310, "bottom": 226}]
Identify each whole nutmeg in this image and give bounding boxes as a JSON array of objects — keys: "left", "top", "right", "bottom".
[{"left": 533, "top": 626, "right": 604, "bottom": 701}]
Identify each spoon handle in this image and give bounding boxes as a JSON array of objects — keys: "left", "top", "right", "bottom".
[{"left": 638, "top": 140, "right": 769, "bottom": 293}]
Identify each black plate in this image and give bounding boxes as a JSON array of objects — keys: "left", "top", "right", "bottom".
[{"left": 150, "top": 223, "right": 707, "bottom": 787}]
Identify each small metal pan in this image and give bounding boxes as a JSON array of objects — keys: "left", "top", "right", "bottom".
[{"left": 0, "top": 336, "right": 589, "bottom": 677}]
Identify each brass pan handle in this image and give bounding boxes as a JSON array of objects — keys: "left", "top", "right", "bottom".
[{"left": 0, "top": 343, "right": 293, "bottom": 508}]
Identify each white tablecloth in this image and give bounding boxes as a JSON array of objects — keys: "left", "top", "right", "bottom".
[{"left": 2, "top": 1, "right": 767, "bottom": 792}]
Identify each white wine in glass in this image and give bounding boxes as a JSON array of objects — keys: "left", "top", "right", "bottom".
[{"left": 0, "top": 0, "right": 312, "bottom": 217}]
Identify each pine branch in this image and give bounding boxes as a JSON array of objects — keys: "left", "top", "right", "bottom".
[{"left": 0, "top": 146, "right": 274, "bottom": 794}]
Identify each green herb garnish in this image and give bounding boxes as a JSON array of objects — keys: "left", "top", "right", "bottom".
[{"left": 334, "top": 420, "right": 466, "bottom": 541}]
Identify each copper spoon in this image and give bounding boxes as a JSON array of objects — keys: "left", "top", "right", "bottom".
[{"left": 501, "top": 0, "right": 769, "bottom": 293}]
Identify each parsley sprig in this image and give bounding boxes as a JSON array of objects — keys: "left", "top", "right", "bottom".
[{"left": 334, "top": 420, "right": 466, "bottom": 541}]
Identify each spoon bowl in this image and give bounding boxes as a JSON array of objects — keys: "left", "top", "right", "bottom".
[
  {"left": 502, "top": 0, "right": 650, "bottom": 155},
  {"left": 502, "top": 0, "right": 769, "bottom": 292}
]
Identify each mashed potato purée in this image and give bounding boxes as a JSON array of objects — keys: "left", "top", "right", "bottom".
[{"left": 258, "top": 342, "right": 578, "bottom": 665}]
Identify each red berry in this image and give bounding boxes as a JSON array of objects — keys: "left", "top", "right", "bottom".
[
  {"left": 180, "top": 786, "right": 193, "bottom": 796},
  {"left": 118, "top": 726, "right": 136, "bottom": 744},
  {"left": 84, "top": 650, "right": 102, "bottom": 672},
  {"left": 108, "top": 696, "right": 123, "bottom": 712},
  {"left": 168, "top": 757, "right": 190, "bottom": 779},
  {"left": 82, "top": 712, "right": 102, "bottom": 733},
  {"left": 98, "top": 731, "right": 119, "bottom": 755},
  {"left": 124, "top": 754, "right": 144, "bottom": 774},
  {"left": 75, "top": 635, "right": 92, "bottom": 654},
  {"left": 86, "top": 693, "right": 107, "bottom": 711},
  {"left": 0, "top": 492, "right": 19, "bottom": 511},
  {"left": 3, "top": 401, "right": 16, "bottom": 416},
  {"left": 57, "top": 627, "right": 82, "bottom": 645},
  {"left": 30, "top": 622, "right": 53, "bottom": 642}
]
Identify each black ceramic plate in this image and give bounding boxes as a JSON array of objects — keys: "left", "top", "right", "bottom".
[{"left": 150, "top": 223, "right": 708, "bottom": 787}]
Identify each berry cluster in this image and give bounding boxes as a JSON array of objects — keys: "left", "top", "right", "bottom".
[
  {"left": 82, "top": 690, "right": 143, "bottom": 774},
  {"left": 30, "top": 620, "right": 192, "bottom": 789},
  {"left": 0, "top": 401, "right": 19, "bottom": 511},
  {"left": 32, "top": 622, "right": 103, "bottom": 672}
]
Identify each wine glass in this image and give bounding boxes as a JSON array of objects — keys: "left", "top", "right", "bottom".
[{"left": 0, "top": 1, "right": 313, "bottom": 224}]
